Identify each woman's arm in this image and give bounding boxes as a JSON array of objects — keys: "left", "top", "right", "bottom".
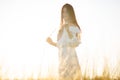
[
  {"left": 66, "top": 26, "right": 82, "bottom": 47},
  {"left": 65, "top": 26, "right": 73, "bottom": 39},
  {"left": 50, "top": 41, "right": 57, "bottom": 47}
]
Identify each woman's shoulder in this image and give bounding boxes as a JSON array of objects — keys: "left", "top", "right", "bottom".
[
  {"left": 69, "top": 25, "right": 80, "bottom": 33},
  {"left": 69, "top": 24, "right": 79, "bottom": 28}
]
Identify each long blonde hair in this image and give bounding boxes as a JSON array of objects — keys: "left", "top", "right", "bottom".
[
  {"left": 60, "top": 3, "right": 81, "bottom": 30},
  {"left": 57, "top": 3, "right": 81, "bottom": 41}
]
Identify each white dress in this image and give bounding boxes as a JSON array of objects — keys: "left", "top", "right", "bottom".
[{"left": 57, "top": 26, "right": 82, "bottom": 80}]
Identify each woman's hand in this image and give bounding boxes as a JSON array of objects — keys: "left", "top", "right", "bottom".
[
  {"left": 46, "top": 37, "right": 53, "bottom": 44},
  {"left": 46, "top": 37, "right": 57, "bottom": 47}
]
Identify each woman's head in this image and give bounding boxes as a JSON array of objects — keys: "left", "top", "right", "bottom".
[{"left": 60, "top": 3, "right": 80, "bottom": 29}]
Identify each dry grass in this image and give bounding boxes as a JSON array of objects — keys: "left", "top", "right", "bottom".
[{"left": 0, "top": 76, "right": 120, "bottom": 80}]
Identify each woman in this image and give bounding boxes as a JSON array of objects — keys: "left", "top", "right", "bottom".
[{"left": 46, "top": 3, "right": 82, "bottom": 80}]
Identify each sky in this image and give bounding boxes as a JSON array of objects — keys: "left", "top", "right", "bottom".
[{"left": 0, "top": 0, "right": 120, "bottom": 79}]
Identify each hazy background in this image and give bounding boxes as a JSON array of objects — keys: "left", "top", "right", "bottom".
[{"left": 0, "top": 0, "right": 120, "bottom": 79}]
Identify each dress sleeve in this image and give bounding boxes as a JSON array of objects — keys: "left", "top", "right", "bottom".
[
  {"left": 68, "top": 26, "right": 81, "bottom": 47},
  {"left": 69, "top": 26, "right": 81, "bottom": 34}
]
